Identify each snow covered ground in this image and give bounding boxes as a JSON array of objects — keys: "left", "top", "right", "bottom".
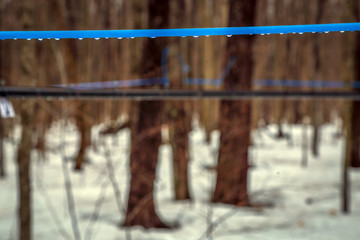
[{"left": 1, "top": 121, "right": 360, "bottom": 240}]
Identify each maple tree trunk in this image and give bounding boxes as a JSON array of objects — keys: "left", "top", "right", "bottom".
[
  {"left": 343, "top": 102, "right": 352, "bottom": 213},
  {"left": 311, "top": 0, "right": 325, "bottom": 158},
  {"left": 277, "top": 122, "right": 285, "bottom": 138},
  {"left": 199, "top": 0, "right": 222, "bottom": 144},
  {"left": 213, "top": 0, "right": 256, "bottom": 206},
  {"left": 74, "top": 106, "right": 91, "bottom": 171},
  {"left": 0, "top": 7, "right": 4, "bottom": 178},
  {"left": 168, "top": 0, "right": 191, "bottom": 201},
  {"left": 124, "top": 0, "right": 169, "bottom": 228},
  {"left": 341, "top": 0, "right": 360, "bottom": 169},
  {"left": 170, "top": 102, "right": 191, "bottom": 200},
  {"left": 17, "top": 0, "right": 36, "bottom": 238},
  {"left": 350, "top": 101, "right": 360, "bottom": 167},
  {"left": 350, "top": 30, "right": 360, "bottom": 168},
  {"left": 312, "top": 122, "right": 320, "bottom": 157},
  {"left": 342, "top": 0, "right": 359, "bottom": 213},
  {"left": 18, "top": 104, "right": 34, "bottom": 240},
  {"left": 124, "top": 101, "right": 167, "bottom": 228},
  {"left": 61, "top": 0, "right": 91, "bottom": 171},
  {"left": 214, "top": 100, "right": 252, "bottom": 205}
]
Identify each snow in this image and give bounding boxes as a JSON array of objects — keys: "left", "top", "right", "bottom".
[{"left": 1, "top": 121, "right": 360, "bottom": 239}]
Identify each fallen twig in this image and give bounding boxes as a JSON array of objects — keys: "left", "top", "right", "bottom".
[
  {"left": 59, "top": 123, "right": 81, "bottom": 240},
  {"left": 84, "top": 180, "right": 108, "bottom": 240},
  {"left": 35, "top": 170, "right": 72, "bottom": 240}
]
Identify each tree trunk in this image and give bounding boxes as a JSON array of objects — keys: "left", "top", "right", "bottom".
[
  {"left": 61, "top": 0, "right": 91, "bottom": 171},
  {"left": 350, "top": 29, "right": 360, "bottom": 168},
  {"left": 273, "top": 2, "right": 289, "bottom": 140},
  {"left": 18, "top": 102, "right": 34, "bottom": 240},
  {"left": 277, "top": 122, "right": 285, "bottom": 138},
  {"left": 169, "top": 102, "right": 191, "bottom": 200},
  {"left": 17, "top": 0, "right": 36, "bottom": 238},
  {"left": 342, "top": 102, "right": 352, "bottom": 213},
  {"left": 341, "top": 0, "right": 359, "bottom": 213},
  {"left": 341, "top": 0, "right": 360, "bottom": 169},
  {"left": 118, "top": 0, "right": 133, "bottom": 118},
  {"left": 312, "top": 121, "right": 320, "bottom": 157},
  {"left": 199, "top": 0, "right": 221, "bottom": 144},
  {"left": 124, "top": 101, "right": 167, "bottom": 228},
  {"left": 0, "top": 4, "right": 4, "bottom": 178},
  {"left": 74, "top": 104, "right": 91, "bottom": 171},
  {"left": 350, "top": 101, "right": 360, "bottom": 167},
  {"left": 124, "top": 0, "right": 169, "bottom": 228},
  {"left": 213, "top": 0, "right": 257, "bottom": 206},
  {"left": 167, "top": 0, "right": 191, "bottom": 201},
  {"left": 311, "top": 0, "right": 325, "bottom": 158}
]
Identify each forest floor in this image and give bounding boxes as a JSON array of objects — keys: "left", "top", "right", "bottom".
[{"left": 1, "top": 121, "right": 360, "bottom": 240}]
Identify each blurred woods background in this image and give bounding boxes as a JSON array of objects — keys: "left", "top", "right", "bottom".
[{"left": 0, "top": 0, "right": 360, "bottom": 239}]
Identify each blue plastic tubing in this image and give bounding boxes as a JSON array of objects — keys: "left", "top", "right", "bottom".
[{"left": 1, "top": 23, "right": 360, "bottom": 40}]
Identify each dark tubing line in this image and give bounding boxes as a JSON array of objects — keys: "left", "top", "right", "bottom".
[{"left": 1, "top": 87, "right": 360, "bottom": 100}]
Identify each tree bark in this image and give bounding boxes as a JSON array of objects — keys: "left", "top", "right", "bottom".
[
  {"left": 124, "top": 0, "right": 169, "bottom": 228},
  {"left": 312, "top": 121, "right": 320, "bottom": 157},
  {"left": 311, "top": 0, "right": 325, "bottom": 158},
  {"left": 62, "top": 0, "right": 91, "bottom": 171},
  {"left": 168, "top": 0, "right": 191, "bottom": 201},
  {"left": 341, "top": 0, "right": 360, "bottom": 213},
  {"left": 169, "top": 102, "right": 191, "bottom": 200},
  {"left": 0, "top": 3, "right": 4, "bottom": 178},
  {"left": 213, "top": 0, "right": 257, "bottom": 206},
  {"left": 74, "top": 104, "right": 91, "bottom": 171},
  {"left": 343, "top": 102, "right": 352, "bottom": 213},
  {"left": 18, "top": 102, "right": 34, "bottom": 240},
  {"left": 17, "top": 0, "right": 36, "bottom": 238},
  {"left": 350, "top": 29, "right": 360, "bottom": 168},
  {"left": 273, "top": 1, "right": 289, "bottom": 139},
  {"left": 350, "top": 102, "right": 360, "bottom": 168},
  {"left": 199, "top": 0, "right": 221, "bottom": 143},
  {"left": 343, "top": 0, "right": 360, "bottom": 169}
]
